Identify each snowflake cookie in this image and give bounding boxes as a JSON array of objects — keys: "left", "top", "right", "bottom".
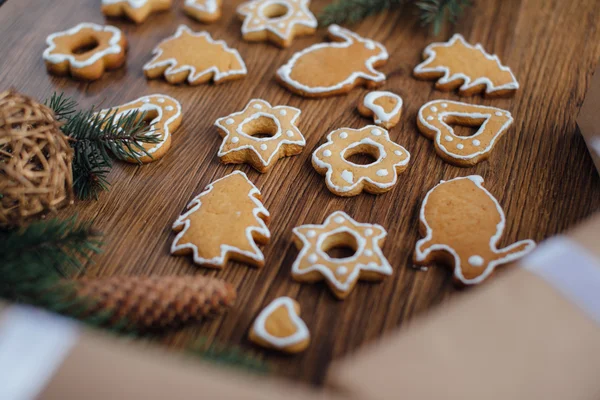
[
  {"left": 414, "top": 34, "right": 519, "bottom": 97},
  {"left": 417, "top": 100, "right": 513, "bottom": 167},
  {"left": 415, "top": 176, "right": 536, "bottom": 285},
  {"left": 277, "top": 24, "right": 388, "bottom": 97},
  {"left": 101, "top": 0, "right": 172, "bottom": 24},
  {"left": 184, "top": 0, "right": 222, "bottom": 23},
  {"left": 292, "top": 211, "right": 392, "bottom": 299},
  {"left": 96, "top": 94, "right": 182, "bottom": 163},
  {"left": 249, "top": 297, "right": 310, "bottom": 353},
  {"left": 144, "top": 25, "right": 247, "bottom": 85},
  {"left": 215, "top": 99, "right": 306, "bottom": 173},
  {"left": 357, "top": 91, "right": 403, "bottom": 129},
  {"left": 237, "top": 0, "right": 317, "bottom": 48},
  {"left": 43, "top": 23, "right": 127, "bottom": 81},
  {"left": 312, "top": 125, "right": 410, "bottom": 197}
]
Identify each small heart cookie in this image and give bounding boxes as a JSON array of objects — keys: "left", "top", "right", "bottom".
[{"left": 358, "top": 91, "right": 403, "bottom": 129}]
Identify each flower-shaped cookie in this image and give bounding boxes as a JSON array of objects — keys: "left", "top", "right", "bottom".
[
  {"left": 215, "top": 99, "right": 306, "bottom": 173},
  {"left": 237, "top": 0, "right": 317, "bottom": 48},
  {"left": 312, "top": 125, "right": 410, "bottom": 196},
  {"left": 101, "top": 0, "right": 172, "bottom": 24},
  {"left": 43, "top": 23, "right": 127, "bottom": 81},
  {"left": 292, "top": 211, "right": 392, "bottom": 299}
]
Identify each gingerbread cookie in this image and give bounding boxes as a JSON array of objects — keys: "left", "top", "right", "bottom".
[
  {"left": 237, "top": 0, "right": 317, "bottom": 48},
  {"left": 171, "top": 171, "right": 270, "bottom": 268},
  {"left": 414, "top": 176, "right": 536, "bottom": 285},
  {"left": 144, "top": 25, "right": 247, "bottom": 85},
  {"left": 249, "top": 297, "right": 310, "bottom": 353},
  {"left": 312, "top": 125, "right": 410, "bottom": 197},
  {"left": 215, "top": 99, "right": 305, "bottom": 173},
  {"left": 292, "top": 211, "right": 392, "bottom": 299},
  {"left": 43, "top": 23, "right": 127, "bottom": 81},
  {"left": 96, "top": 94, "right": 182, "bottom": 163},
  {"left": 414, "top": 34, "right": 519, "bottom": 97},
  {"left": 358, "top": 91, "right": 403, "bottom": 129},
  {"left": 101, "top": 0, "right": 172, "bottom": 24},
  {"left": 184, "top": 0, "right": 222, "bottom": 23},
  {"left": 277, "top": 25, "right": 388, "bottom": 97}
]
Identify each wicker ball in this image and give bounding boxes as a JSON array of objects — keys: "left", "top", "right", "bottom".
[{"left": 0, "top": 90, "right": 73, "bottom": 227}]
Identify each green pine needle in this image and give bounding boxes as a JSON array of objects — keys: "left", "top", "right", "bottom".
[
  {"left": 187, "top": 338, "right": 270, "bottom": 374},
  {"left": 45, "top": 92, "right": 78, "bottom": 121}
]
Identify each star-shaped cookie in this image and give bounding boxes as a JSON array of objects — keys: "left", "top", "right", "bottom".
[
  {"left": 101, "top": 0, "right": 172, "bottom": 24},
  {"left": 292, "top": 211, "right": 392, "bottom": 299},
  {"left": 237, "top": 0, "right": 317, "bottom": 48},
  {"left": 215, "top": 99, "right": 306, "bottom": 173}
]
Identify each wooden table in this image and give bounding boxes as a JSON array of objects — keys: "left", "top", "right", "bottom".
[{"left": 1, "top": 0, "right": 598, "bottom": 385}]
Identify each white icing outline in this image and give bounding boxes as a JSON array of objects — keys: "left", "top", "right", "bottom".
[
  {"left": 43, "top": 23, "right": 123, "bottom": 69},
  {"left": 96, "top": 94, "right": 182, "bottom": 157},
  {"left": 252, "top": 297, "right": 309, "bottom": 349},
  {"left": 414, "top": 34, "right": 519, "bottom": 95},
  {"left": 417, "top": 100, "right": 513, "bottom": 161},
  {"left": 143, "top": 25, "right": 247, "bottom": 84},
  {"left": 292, "top": 211, "right": 392, "bottom": 293},
  {"left": 312, "top": 125, "right": 410, "bottom": 194},
  {"left": 237, "top": 0, "right": 317, "bottom": 41},
  {"left": 215, "top": 99, "right": 306, "bottom": 168},
  {"left": 415, "top": 175, "right": 536, "bottom": 285},
  {"left": 102, "top": 0, "right": 148, "bottom": 8},
  {"left": 277, "top": 24, "right": 388, "bottom": 94},
  {"left": 362, "top": 91, "right": 403, "bottom": 125},
  {"left": 185, "top": 0, "right": 218, "bottom": 13},
  {"left": 171, "top": 171, "right": 270, "bottom": 266}
]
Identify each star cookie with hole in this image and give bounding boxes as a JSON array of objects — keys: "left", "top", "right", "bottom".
[
  {"left": 95, "top": 94, "right": 183, "bottom": 163},
  {"left": 417, "top": 100, "right": 513, "bottom": 167},
  {"left": 249, "top": 297, "right": 310, "bottom": 353},
  {"left": 215, "top": 99, "right": 306, "bottom": 173},
  {"left": 144, "top": 25, "right": 247, "bottom": 85},
  {"left": 184, "top": 0, "right": 222, "bottom": 23},
  {"left": 358, "top": 90, "right": 403, "bottom": 129},
  {"left": 292, "top": 211, "right": 392, "bottom": 299},
  {"left": 101, "top": 0, "right": 172, "bottom": 24},
  {"left": 237, "top": 0, "right": 317, "bottom": 48},
  {"left": 43, "top": 23, "right": 127, "bottom": 81},
  {"left": 414, "top": 34, "right": 519, "bottom": 97},
  {"left": 312, "top": 125, "right": 410, "bottom": 196}
]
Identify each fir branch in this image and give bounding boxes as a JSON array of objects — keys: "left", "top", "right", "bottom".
[
  {"left": 416, "top": 0, "right": 471, "bottom": 35},
  {"left": 187, "top": 338, "right": 270, "bottom": 374},
  {"left": 45, "top": 92, "right": 78, "bottom": 121}
]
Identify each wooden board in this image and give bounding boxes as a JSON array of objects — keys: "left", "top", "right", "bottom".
[{"left": 1, "top": 0, "right": 599, "bottom": 385}]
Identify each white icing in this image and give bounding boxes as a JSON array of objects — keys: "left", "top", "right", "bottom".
[
  {"left": 260, "top": 144, "right": 268, "bottom": 150},
  {"left": 336, "top": 266, "right": 348, "bottom": 276},
  {"left": 232, "top": 137, "right": 239, "bottom": 143},
  {"left": 143, "top": 25, "right": 247, "bottom": 84},
  {"left": 102, "top": 0, "right": 149, "bottom": 8},
  {"left": 394, "top": 150, "right": 402, "bottom": 155},
  {"left": 334, "top": 216, "right": 345, "bottom": 224},
  {"left": 279, "top": 109, "right": 287, "bottom": 116},
  {"left": 341, "top": 170, "right": 354, "bottom": 184},
  {"left": 457, "top": 143, "right": 464, "bottom": 149},
  {"left": 252, "top": 297, "right": 309, "bottom": 349},
  {"left": 171, "top": 171, "right": 271, "bottom": 266},
  {"left": 43, "top": 23, "right": 123, "bottom": 69},
  {"left": 445, "top": 135, "right": 453, "bottom": 141},
  {"left": 308, "top": 253, "right": 318, "bottom": 263},
  {"left": 340, "top": 132, "right": 348, "bottom": 139},
  {"left": 430, "top": 106, "right": 438, "bottom": 112},
  {"left": 254, "top": 104, "right": 262, "bottom": 109},
  {"left": 226, "top": 118, "right": 234, "bottom": 125},
  {"left": 472, "top": 139, "right": 481, "bottom": 146},
  {"left": 495, "top": 111, "right": 503, "bottom": 116},
  {"left": 441, "top": 103, "right": 448, "bottom": 108},
  {"left": 306, "top": 230, "right": 316, "bottom": 238},
  {"left": 165, "top": 106, "right": 174, "bottom": 111},
  {"left": 427, "top": 116, "right": 434, "bottom": 121},
  {"left": 323, "top": 150, "right": 332, "bottom": 157},
  {"left": 365, "top": 228, "right": 373, "bottom": 236},
  {"left": 364, "top": 249, "right": 373, "bottom": 256},
  {"left": 376, "top": 169, "right": 388, "bottom": 176},
  {"left": 371, "top": 128, "right": 382, "bottom": 136},
  {"left": 277, "top": 25, "right": 388, "bottom": 95},
  {"left": 468, "top": 255, "right": 484, "bottom": 267},
  {"left": 237, "top": 0, "right": 317, "bottom": 41},
  {"left": 414, "top": 176, "right": 536, "bottom": 285},
  {"left": 414, "top": 33, "right": 519, "bottom": 95},
  {"left": 184, "top": 0, "right": 219, "bottom": 15}
]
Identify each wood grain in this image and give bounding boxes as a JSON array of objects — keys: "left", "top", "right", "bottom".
[{"left": 1, "top": 0, "right": 599, "bottom": 385}]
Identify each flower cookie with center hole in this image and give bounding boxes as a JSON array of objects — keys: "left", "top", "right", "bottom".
[
  {"left": 101, "top": 0, "right": 172, "bottom": 24},
  {"left": 312, "top": 125, "right": 410, "bottom": 197},
  {"left": 249, "top": 297, "right": 310, "bottom": 353},
  {"left": 357, "top": 91, "right": 403, "bottom": 129},
  {"left": 237, "top": 0, "right": 317, "bottom": 48},
  {"left": 417, "top": 100, "right": 513, "bottom": 167},
  {"left": 43, "top": 23, "right": 127, "bottom": 81},
  {"left": 95, "top": 94, "right": 182, "bottom": 163},
  {"left": 184, "top": 0, "right": 222, "bottom": 23},
  {"left": 292, "top": 211, "right": 392, "bottom": 299},
  {"left": 215, "top": 99, "right": 306, "bottom": 173},
  {"left": 144, "top": 25, "right": 247, "bottom": 85}
]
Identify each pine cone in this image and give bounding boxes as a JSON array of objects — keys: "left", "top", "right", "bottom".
[{"left": 74, "top": 275, "right": 236, "bottom": 330}]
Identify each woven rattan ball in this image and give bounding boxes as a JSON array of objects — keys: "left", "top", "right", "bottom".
[{"left": 0, "top": 90, "right": 73, "bottom": 227}]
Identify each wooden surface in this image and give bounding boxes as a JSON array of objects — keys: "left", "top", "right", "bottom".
[{"left": 1, "top": 0, "right": 599, "bottom": 385}]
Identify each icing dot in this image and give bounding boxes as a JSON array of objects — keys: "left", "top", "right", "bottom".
[
  {"left": 339, "top": 132, "right": 348, "bottom": 139},
  {"left": 286, "top": 130, "right": 294, "bottom": 137},
  {"left": 336, "top": 266, "right": 348, "bottom": 276},
  {"left": 296, "top": 11, "right": 303, "bottom": 16},
  {"left": 376, "top": 169, "right": 388, "bottom": 176},
  {"left": 253, "top": 19, "right": 260, "bottom": 24},
  {"left": 394, "top": 150, "right": 402, "bottom": 156},
  {"left": 365, "top": 228, "right": 373, "bottom": 236},
  {"left": 323, "top": 149, "right": 332, "bottom": 157},
  {"left": 278, "top": 22, "right": 285, "bottom": 28},
  {"left": 365, "top": 41, "right": 375, "bottom": 50},
  {"left": 260, "top": 144, "right": 268, "bottom": 151},
  {"left": 225, "top": 118, "right": 234, "bottom": 125},
  {"left": 307, "top": 230, "right": 316, "bottom": 238},
  {"left": 308, "top": 254, "right": 318, "bottom": 263},
  {"left": 231, "top": 137, "right": 239, "bottom": 143},
  {"left": 472, "top": 139, "right": 481, "bottom": 146},
  {"left": 457, "top": 144, "right": 464, "bottom": 149},
  {"left": 371, "top": 128, "right": 382, "bottom": 136},
  {"left": 468, "top": 255, "right": 484, "bottom": 267},
  {"left": 334, "top": 216, "right": 345, "bottom": 224},
  {"left": 253, "top": 104, "right": 262, "bottom": 109},
  {"left": 495, "top": 111, "right": 503, "bottom": 116},
  {"left": 341, "top": 170, "right": 353, "bottom": 184},
  {"left": 157, "top": 98, "right": 165, "bottom": 103},
  {"left": 279, "top": 109, "right": 287, "bottom": 116},
  {"left": 445, "top": 135, "right": 453, "bottom": 142},
  {"left": 165, "top": 106, "right": 174, "bottom": 111},
  {"left": 427, "top": 116, "right": 434, "bottom": 121},
  {"left": 364, "top": 249, "right": 373, "bottom": 256},
  {"left": 430, "top": 106, "right": 438, "bottom": 112},
  {"left": 143, "top": 98, "right": 151, "bottom": 103},
  {"left": 441, "top": 103, "right": 448, "bottom": 108}
]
